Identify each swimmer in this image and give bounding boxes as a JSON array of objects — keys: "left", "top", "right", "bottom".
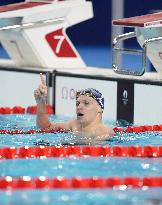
[{"left": 34, "top": 73, "right": 114, "bottom": 144}]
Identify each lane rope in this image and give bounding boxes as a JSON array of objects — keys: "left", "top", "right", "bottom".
[
  {"left": 0, "top": 105, "right": 53, "bottom": 114},
  {"left": 0, "top": 129, "right": 68, "bottom": 135},
  {"left": 0, "top": 176, "right": 162, "bottom": 189},
  {"left": 1, "top": 123, "right": 162, "bottom": 135},
  {"left": 0, "top": 145, "right": 162, "bottom": 159},
  {"left": 114, "top": 125, "right": 162, "bottom": 133}
]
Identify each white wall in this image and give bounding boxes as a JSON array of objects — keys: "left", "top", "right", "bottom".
[
  {"left": 0, "top": 70, "right": 43, "bottom": 107},
  {"left": 134, "top": 83, "right": 162, "bottom": 124}
]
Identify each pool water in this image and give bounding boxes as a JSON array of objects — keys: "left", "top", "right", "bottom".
[
  {"left": 1, "top": 189, "right": 162, "bottom": 205},
  {"left": 0, "top": 114, "right": 162, "bottom": 205},
  {"left": 1, "top": 114, "right": 162, "bottom": 147},
  {"left": 1, "top": 157, "right": 162, "bottom": 178}
]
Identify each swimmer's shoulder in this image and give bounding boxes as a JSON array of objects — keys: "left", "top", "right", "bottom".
[{"left": 95, "top": 123, "right": 115, "bottom": 139}]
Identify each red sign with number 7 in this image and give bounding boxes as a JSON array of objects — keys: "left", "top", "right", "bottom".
[{"left": 45, "top": 28, "right": 77, "bottom": 58}]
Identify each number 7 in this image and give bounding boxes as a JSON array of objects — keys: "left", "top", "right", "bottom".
[{"left": 54, "top": 35, "right": 65, "bottom": 54}]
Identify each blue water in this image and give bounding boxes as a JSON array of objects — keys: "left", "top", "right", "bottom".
[
  {"left": 0, "top": 114, "right": 162, "bottom": 147},
  {"left": 1, "top": 157, "right": 162, "bottom": 178},
  {"left": 0, "top": 114, "right": 162, "bottom": 205},
  {"left": 0, "top": 189, "right": 162, "bottom": 205},
  {"left": 0, "top": 129, "right": 162, "bottom": 147}
]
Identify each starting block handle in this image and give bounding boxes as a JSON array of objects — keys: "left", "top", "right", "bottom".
[
  {"left": 0, "top": 17, "right": 64, "bottom": 31},
  {"left": 143, "top": 36, "right": 162, "bottom": 49},
  {"left": 112, "top": 31, "right": 162, "bottom": 76},
  {"left": 112, "top": 31, "right": 146, "bottom": 76}
]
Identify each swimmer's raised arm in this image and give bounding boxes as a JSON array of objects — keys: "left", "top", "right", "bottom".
[
  {"left": 34, "top": 73, "right": 49, "bottom": 128},
  {"left": 34, "top": 73, "right": 47, "bottom": 104},
  {"left": 40, "top": 73, "right": 46, "bottom": 85},
  {"left": 34, "top": 73, "right": 72, "bottom": 130}
]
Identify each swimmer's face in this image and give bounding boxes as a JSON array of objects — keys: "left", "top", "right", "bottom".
[{"left": 76, "top": 95, "right": 102, "bottom": 124}]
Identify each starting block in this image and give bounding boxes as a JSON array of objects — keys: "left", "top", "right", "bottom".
[
  {"left": 112, "top": 12, "right": 162, "bottom": 77},
  {"left": 0, "top": 0, "right": 93, "bottom": 69}
]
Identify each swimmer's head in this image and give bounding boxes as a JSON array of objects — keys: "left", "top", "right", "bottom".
[{"left": 76, "top": 88, "right": 104, "bottom": 110}]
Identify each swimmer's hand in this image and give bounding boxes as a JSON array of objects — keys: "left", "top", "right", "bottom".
[{"left": 34, "top": 73, "right": 47, "bottom": 104}]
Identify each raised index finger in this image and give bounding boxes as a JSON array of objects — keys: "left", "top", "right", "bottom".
[{"left": 40, "top": 73, "right": 46, "bottom": 85}]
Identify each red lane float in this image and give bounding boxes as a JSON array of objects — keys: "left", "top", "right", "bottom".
[
  {"left": 0, "top": 176, "right": 162, "bottom": 189},
  {"left": 113, "top": 124, "right": 162, "bottom": 133},
  {"left": 0, "top": 145, "right": 162, "bottom": 159},
  {"left": 0, "top": 128, "right": 68, "bottom": 135},
  {"left": 0, "top": 105, "right": 53, "bottom": 114},
  {"left": 1, "top": 124, "right": 162, "bottom": 135}
]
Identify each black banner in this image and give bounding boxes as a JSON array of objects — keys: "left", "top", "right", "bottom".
[{"left": 117, "top": 80, "right": 134, "bottom": 124}]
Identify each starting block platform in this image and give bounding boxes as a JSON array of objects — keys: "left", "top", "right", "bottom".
[
  {"left": 0, "top": 0, "right": 93, "bottom": 69},
  {"left": 113, "top": 12, "right": 162, "bottom": 28},
  {"left": 112, "top": 12, "right": 162, "bottom": 77}
]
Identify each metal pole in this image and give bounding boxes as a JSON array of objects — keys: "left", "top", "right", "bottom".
[{"left": 111, "top": 0, "right": 124, "bottom": 66}]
